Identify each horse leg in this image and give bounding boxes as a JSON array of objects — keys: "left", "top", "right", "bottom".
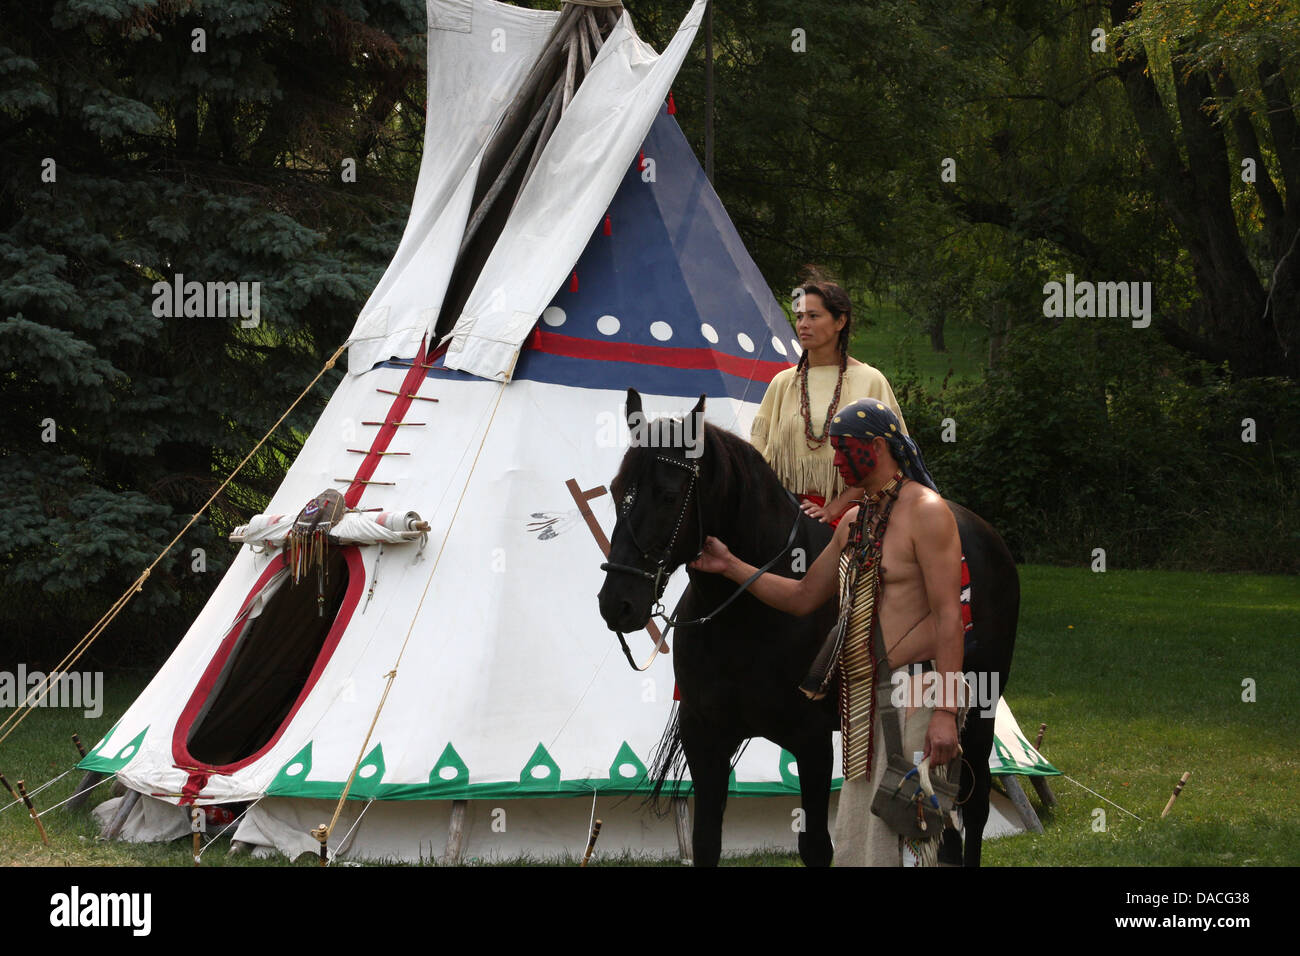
[
  {"left": 680, "top": 719, "right": 737, "bottom": 868},
  {"left": 958, "top": 708, "right": 996, "bottom": 867},
  {"left": 787, "top": 734, "right": 834, "bottom": 867}
]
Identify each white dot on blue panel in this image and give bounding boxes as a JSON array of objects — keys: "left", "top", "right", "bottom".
[
  {"left": 700, "top": 323, "right": 719, "bottom": 344},
  {"left": 771, "top": 336, "right": 788, "bottom": 356},
  {"left": 737, "top": 333, "right": 755, "bottom": 353},
  {"left": 542, "top": 306, "right": 566, "bottom": 327},
  {"left": 650, "top": 321, "right": 673, "bottom": 341},
  {"left": 597, "top": 314, "right": 621, "bottom": 336}
]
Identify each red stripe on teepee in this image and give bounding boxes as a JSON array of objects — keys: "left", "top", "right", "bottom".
[
  {"left": 178, "top": 771, "right": 210, "bottom": 806},
  {"left": 531, "top": 329, "right": 790, "bottom": 382},
  {"left": 344, "top": 337, "right": 431, "bottom": 508}
]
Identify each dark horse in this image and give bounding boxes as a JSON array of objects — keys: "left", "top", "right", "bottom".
[{"left": 598, "top": 390, "right": 1019, "bottom": 866}]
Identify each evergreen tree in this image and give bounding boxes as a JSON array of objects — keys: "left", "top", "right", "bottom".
[{"left": 0, "top": 0, "right": 427, "bottom": 661}]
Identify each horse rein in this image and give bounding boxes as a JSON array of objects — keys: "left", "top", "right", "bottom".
[{"left": 600, "top": 453, "right": 804, "bottom": 671}]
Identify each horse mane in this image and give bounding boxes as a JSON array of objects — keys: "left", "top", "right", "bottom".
[
  {"left": 697, "top": 423, "right": 795, "bottom": 556},
  {"left": 609, "top": 417, "right": 791, "bottom": 551}
]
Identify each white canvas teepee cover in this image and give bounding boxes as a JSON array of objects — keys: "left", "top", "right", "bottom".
[{"left": 84, "top": 0, "right": 826, "bottom": 862}]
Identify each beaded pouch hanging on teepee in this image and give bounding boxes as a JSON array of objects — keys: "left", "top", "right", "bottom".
[{"left": 287, "top": 489, "right": 348, "bottom": 616}]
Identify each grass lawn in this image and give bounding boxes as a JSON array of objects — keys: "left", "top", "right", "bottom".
[
  {"left": 772, "top": 292, "right": 989, "bottom": 389},
  {"left": 2, "top": 565, "right": 1295, "bottom": 867},
  {"left": 854, "top": 296, "right": 988, "bottom": 388}
]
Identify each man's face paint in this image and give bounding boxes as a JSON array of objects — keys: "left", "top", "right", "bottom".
[{"left": 831, "top": 435, "right": 878, "bottom": 486}]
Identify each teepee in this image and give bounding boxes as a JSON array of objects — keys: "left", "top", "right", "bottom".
[{"left": 84, "top": 0, "right": 1057, "bottom": 862}]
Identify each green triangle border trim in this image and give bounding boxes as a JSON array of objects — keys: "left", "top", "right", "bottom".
[
  {"left": 77, "top": 724, "right": 149, "bottom": 773},
  {"left": 268, "top": 743, "right": 314, "bottom": 793}
]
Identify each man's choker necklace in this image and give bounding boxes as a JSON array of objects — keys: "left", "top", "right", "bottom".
[{"left": 864, "top": 471, "right": 905, "bottom": 504}]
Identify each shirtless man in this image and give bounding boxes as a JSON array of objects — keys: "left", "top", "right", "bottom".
[{"left": 690, "top": 398, "right": 963, "bottom": 865}]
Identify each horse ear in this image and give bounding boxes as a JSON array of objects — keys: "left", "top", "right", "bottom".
[
  {"left": 625, "top": 388, "right": 643, "bottom": 430},
  {"left": 686, "top": 394, "right": 707, "bottom": 459}
]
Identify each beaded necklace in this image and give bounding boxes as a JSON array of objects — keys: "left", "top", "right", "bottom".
[{"left": 798, "top": 347, "right": 848, "bottom": 450}]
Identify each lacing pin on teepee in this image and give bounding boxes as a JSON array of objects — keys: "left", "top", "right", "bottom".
[{"left": 376, "top": 388, "right": 439, "bottom": 402}]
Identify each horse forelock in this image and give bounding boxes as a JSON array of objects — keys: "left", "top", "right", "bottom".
[{"left": 609, "top": 414, "right": 787, "bottom": 545}]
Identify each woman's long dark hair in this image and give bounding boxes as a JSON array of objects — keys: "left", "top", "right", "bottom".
[{"left": 794, "top": 264, "right": 853, "bottom": 370}]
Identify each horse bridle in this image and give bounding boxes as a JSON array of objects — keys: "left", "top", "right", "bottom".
[
  {"left": 600, "top": 454, "right": 803, "bottom": 671},
  {"left": 600, "top": 454, "right": 704, "bottom": 616}
]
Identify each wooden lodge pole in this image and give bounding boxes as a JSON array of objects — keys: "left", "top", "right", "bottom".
[
  {"left": 1000, "top": 774, "right": 1045, "bottom": 834},
  {"left": 673, "top": 797, "right": 693, "bottom": 865},
  {"left": 104, "top": 788, "right": 140, "bottom": 841},
  {"left": 442, "top": 800, "right": 467, "bottom": 866},
  {"left": 457, "top": 78, "right": 564, "bottom": 263}
]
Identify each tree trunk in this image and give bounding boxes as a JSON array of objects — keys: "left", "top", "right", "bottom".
[
  {"left": 928, "top": 314, "right": 947, "bottom": 352},
  {"left": 1109, "top": 1, "right": 1296, "bottom": 377}
]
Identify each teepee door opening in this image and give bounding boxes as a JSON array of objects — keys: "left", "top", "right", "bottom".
[{"left": 175, "top": 547, "right": 364, "bottom": 770}]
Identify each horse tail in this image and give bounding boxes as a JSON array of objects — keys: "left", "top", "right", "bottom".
[{"left": 644, "top": 702, "right": 687, "bottom": 814}]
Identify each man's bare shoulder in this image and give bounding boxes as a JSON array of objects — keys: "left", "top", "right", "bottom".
[
  {"left": 834, "top": 505, "right": 860, "bottom": 547},
  {"left": 893, "top": 479, "right": 936, "bottom": 510},
  {"left": 907, "top": 485, "right": 957, "bottom": 538}
]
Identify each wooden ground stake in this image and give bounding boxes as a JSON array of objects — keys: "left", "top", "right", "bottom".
[
  {"left": 673, "top": 796, "right": 693, "bottom": 865},
  {"left": 580, "top": 818, "right": 602, "bottom": 867},
  {"left": 14, "top": 779, "right": 50, "bottom": 845},
  {"left": 311, "top": 824, "right": 329, "bottom": 866},
  {"left": 189, "top": 807, "right": 206, "bottom": 866},
  {"left": 1161, "top": 771, "right": 1192, "bottom": 819}
]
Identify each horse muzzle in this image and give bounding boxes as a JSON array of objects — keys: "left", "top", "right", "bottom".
[{"left": 597, "top": 566, "right": 658, "bottom": 634}]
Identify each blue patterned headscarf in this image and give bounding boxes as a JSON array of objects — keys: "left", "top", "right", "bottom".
[{"left": 829, "top": 399, "right": 939, "bottom": 493}]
